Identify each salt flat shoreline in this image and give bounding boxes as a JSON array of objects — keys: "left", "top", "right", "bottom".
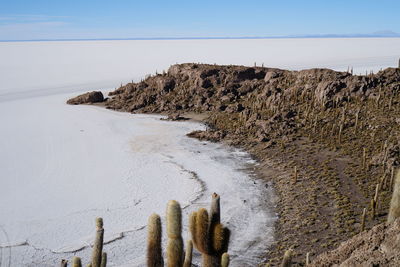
[
  {"left": 0, "top": 94, "right": 275, "bottom": 266},
  {"left": 91, "top": 62, "right": 400, "bottom": 265}
]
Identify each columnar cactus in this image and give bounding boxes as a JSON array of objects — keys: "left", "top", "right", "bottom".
[
  {"left": 147, "top": 213, "right": 163, "bottom": 267},
  {"left": 388, "top": 170, "right": 400, "bottom": 223},
  {"left": 72, "top": 257, "right": 82, "bottom": 267},
  {"left": 189, "top": 193, "right": 230, "bottom": 267},
  {"left": 166, "top": 200, "right": 184, "bottom": 267},
  {"left": 91, "top": 218, "right": 104, "bottom": 267},
  {"left": 360, "top": 207, "right": 367, "bottom": 232}
]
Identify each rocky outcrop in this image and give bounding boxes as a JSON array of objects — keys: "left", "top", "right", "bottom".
[
  {"left": 67, "top": 91, "right": 104, "bottom": 105},
  {"left": 310, "top": 218, "right": 400, "bottom": 266},
  {"left": 105, "top": 64, "right": 400, "bottom": 115},
  {"left": 104, "top": 63, "right": 400, "bottom": 169}
]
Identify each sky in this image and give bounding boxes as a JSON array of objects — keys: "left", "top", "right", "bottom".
[{"left": 0, "top": 0, "right": 399, "bottom": 41}]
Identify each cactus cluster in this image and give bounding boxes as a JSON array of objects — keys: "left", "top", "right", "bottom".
[
  {"left": 189, "top": 193, "right": 230, "bottom": 267},
  {"left": 59, "top": 194, "right": 229, "bottom": 267},
  {"left": 147, "top": 193, "right": 230, "bottom": 267}
]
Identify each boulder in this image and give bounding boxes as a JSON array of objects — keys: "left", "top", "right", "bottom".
[{"left": 67, "top": 91, "right": 104, "bottom": 105}]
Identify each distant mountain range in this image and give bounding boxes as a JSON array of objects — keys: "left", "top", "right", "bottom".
[{"left": 1, "top": 31, "right": 400, "bottom": 42}]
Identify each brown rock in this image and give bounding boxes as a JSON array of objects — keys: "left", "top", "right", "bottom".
[{"left": 67, "top": 91, "right": 104, "bottom": 105}]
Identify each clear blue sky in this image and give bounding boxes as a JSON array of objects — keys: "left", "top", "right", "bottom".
[{"left": 0, "top": 0, "right": 399, "bottom": 40}]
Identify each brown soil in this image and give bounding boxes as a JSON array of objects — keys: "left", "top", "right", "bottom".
[
  {"left": 309, "top": 217, "right": 400, "bottom": 266},
  {"left": 68, "top": 63, "right": 400, "bottom": 266}
]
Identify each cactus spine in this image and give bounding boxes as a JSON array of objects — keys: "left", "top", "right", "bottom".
[
  {"left": 91, "top": 218, "right": 104, "bottom": 267},
  {"left": 72, "top": 257, "right": 82, "bottom": 267},
  {"left": 388, "top": 170, "right": 400, "bottom": 223},
  {"left": 147, "top": 213, "right": 163, "bottom": 267},
  {"left": 190, "top": 193, "right": 230, "bottom": 267},
  {"left": 166, "top": 200, "right": 184, "bottom": 267},
  {"left": 183, "top": 240, "right": 193, "bottom": 267}
]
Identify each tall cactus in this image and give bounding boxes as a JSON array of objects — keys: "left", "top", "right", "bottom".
[
  {"left": 91, "top": 218, "right": 104, "bottom": 267},
  {"left": 189, "top": 193, "right": 230, "bottom": 267},
  {"left": 166, "top": 200, "right": 184, "bottom": 267},
  {"left": 388, "top": 169, "right": 400, "bottom": 223},
  {"left": 72, "top": 257, "right": 82, "bottom": 267},
  {"left": 147, "top": 214, "right": 163, "bottom": 267}
]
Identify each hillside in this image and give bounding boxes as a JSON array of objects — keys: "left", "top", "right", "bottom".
[{"left": 72, "top": 63, "right": 400, "bottom": 265}]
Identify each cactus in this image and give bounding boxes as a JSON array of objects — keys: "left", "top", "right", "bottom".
[
  {"left": 354, "top": 109, "right": 359, "bottom": 134},
  {"left": 338, "top": 123, "right": 343, "bottom": 144},
  {"left": 183, "top": 240, "right": 193, "bottom": 267},
  {"left": 281, "top": 249, "right": 292, "bottom": 267},
  {"left": 390, "top": 166, "right": 395, "bottom": 190},
  {"left": 370, "top": 198, "right": 376, "bottom": 219},
  {"left": 166, "top": 200, "right": 184, "bottom": 267},
  {"left": 362, "top": 148, "right": 366, "bottom": 170},
  {"left": 370, "top": 183, "right": 380, "bottom": 219},
  {"left": 100, "top": 252, "right": 107, "bottom": 267},
  {"left": 388, "top": 170, "right": 400, "bottom": 223},
  {"left": 360, "top": 207, "right": 367, "bottom": 232},
  {"left": 221, "top": 253, "right": 229, "bottom": 267},
  {"left": 91, "top": 218, "right": 104, "bottom": 267},
  {"left": 305, "top": 252, "right": 310, "bottom": 266},
  {"left": 147, "top": 214, "right": 163, "bottom": 267},
  {"left": 190, "top": 193, "right": 230, "bottom": 267},
  {"left": 72, "top": 257, "right": 82, "bottom": 267}
]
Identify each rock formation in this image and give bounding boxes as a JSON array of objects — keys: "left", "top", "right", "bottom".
[{"left": 67, "top": 91, "right": 104, "bottom": 105}]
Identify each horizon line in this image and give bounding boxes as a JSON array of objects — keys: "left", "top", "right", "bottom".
[{"left": 1, "top": 33, "right": 400, "bottom": 43}]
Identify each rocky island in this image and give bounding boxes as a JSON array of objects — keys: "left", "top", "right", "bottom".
[{"left": 69, "top": 63, "right": 400, "bottom": 266}]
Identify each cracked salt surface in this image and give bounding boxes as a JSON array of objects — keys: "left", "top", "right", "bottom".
[{"left": 0, "top": 93, "right": 276, "bottom": 266}]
